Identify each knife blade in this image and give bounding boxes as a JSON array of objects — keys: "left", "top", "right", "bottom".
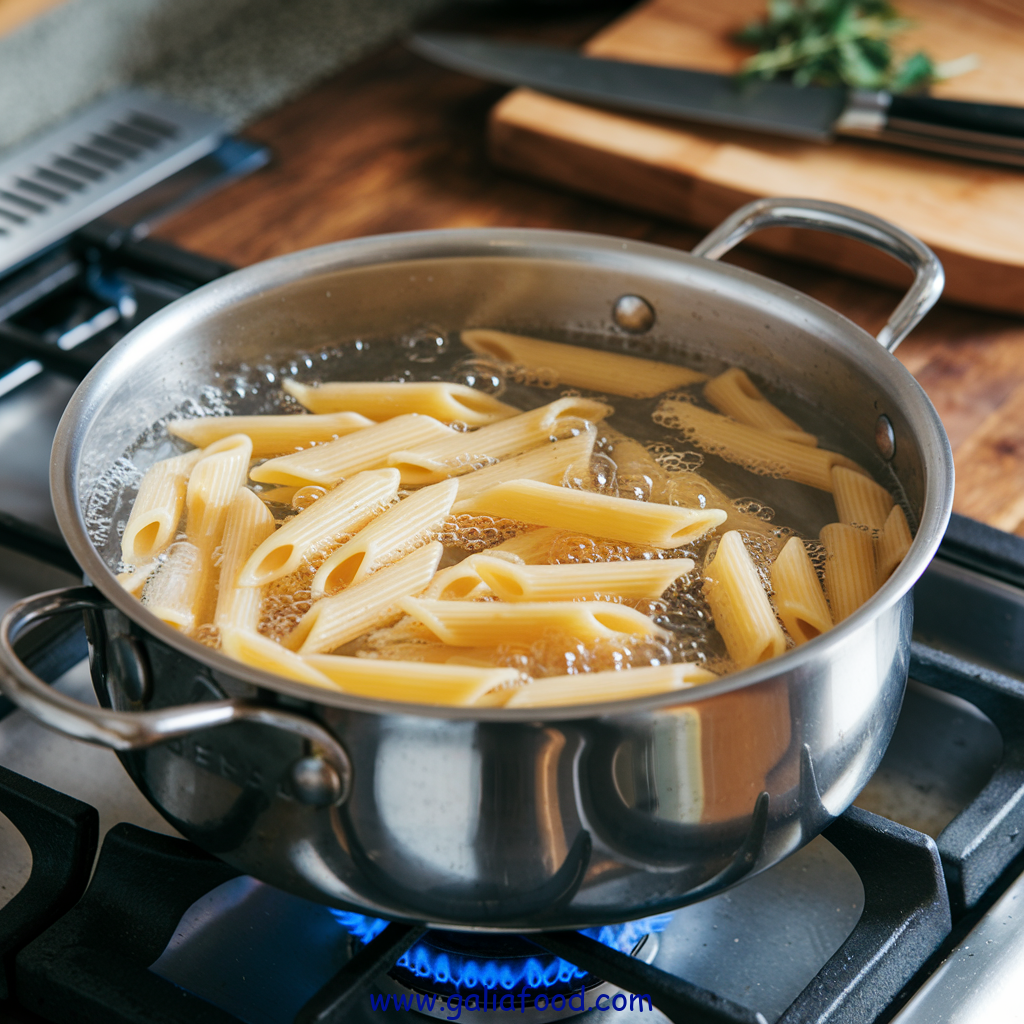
[{"left": 410, "top": 32, "right": 1024, "bottom": 168}]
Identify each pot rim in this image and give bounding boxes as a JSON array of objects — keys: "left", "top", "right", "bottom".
[{"left": 51, "top": 226, "right": 954, "bottom": 721}]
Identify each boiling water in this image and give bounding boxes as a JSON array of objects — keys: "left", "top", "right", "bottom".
[{"left": 89, "top": 328, "right": 909, "bottom": 681}]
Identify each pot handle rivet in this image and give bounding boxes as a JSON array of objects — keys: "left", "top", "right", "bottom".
[
  {"left": 875, "top": 415, "right": 896, "bottom": 460},
  {"left": 290, "top": 755, "right": 349, "bottom": 808},
  {"left": 612, "top": 294, "right": 655, "bottom": 333}
]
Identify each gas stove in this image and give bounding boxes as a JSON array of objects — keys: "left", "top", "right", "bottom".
[{"left": 2, "top": 221, "right": 1024, "bottom": 1024}]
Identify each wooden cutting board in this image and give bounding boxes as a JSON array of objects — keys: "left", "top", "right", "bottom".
[{"left": 489, "top": 0, "right": 1024, "bottom": 316}]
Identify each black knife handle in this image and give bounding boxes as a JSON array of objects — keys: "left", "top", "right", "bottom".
[{"left": 888, "top": 94, "right": 1024, "bottom": 142}]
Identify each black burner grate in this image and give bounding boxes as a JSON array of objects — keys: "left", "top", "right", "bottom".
[{"left": 1, "top": 230, "right": 1024, "bottom": 1024}]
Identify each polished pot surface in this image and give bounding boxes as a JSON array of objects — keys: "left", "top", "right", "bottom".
[{"left": 37, "top": 222, "right": 951, "bottom": 928}]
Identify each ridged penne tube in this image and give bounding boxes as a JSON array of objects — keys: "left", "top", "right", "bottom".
[
  {"left": 250, "top": 414, "right": 454, "bottom": 487},
  {"left": 288, "top": 542, "right": 443, "bottom": 654},
  {"left": 257, "top": 485, "right": 299, "bottom": 505},
  {"left": 654, "top": 399, "right": 866, "bottom": 492},
  {"left": 704, "top": 368, "right": 817, "bottom": 446},
  {"left": 238, "top": 469, "right": 400, "bottom": 587},
  {"left": 301, "top": 655, "right": 520, "bottom": 706},
  {"left": 185, "top": 434, "right": 253, "bottom": 546},
  {"left": 120, "top": 448, "right": 204, "bottom": 565},
  {"left": 488, "top": 527, "right": 563, "bottom": 563},
  {"left": 117, "top": 561, "right": 159, "bottom": 596},
  {"left": 770, "top": 537, "right": 832, "bottom": 646},
  {"left": 312, "top": 479, "right": 458, "bottom": 595},
  {"left": 704, "top": 531, "right": 786, "bottom": 668},
  {"left": 820, "top": 523, "right": 878, "bottom": 622},
  {"left": 214, "top": 489, "right": 276, "bottom": 634},
  {"left": 876, "top": 505, "right": 913, "bottom": 585},
  {"left": 503, "top": 662, "right": 717, "bottom": 708},
  {"left": 603, "top": 428, "right": 671, "bottom": 501},
  {"left": 141, "top": 540, "right": 205, "bottom": 634},
  {"left": 457, "top": 480, "right": 726, "bottom": 548},
  {"left": 168, "top": 412, "right": 374, "bottom": 457},
  {"left": 220, "top": 628, "right": 338, "bottom": 688},
  {"left": 282, "top": 378, "right": 517, "bottom": 425},
  {"left": 663, "top": 472, "right": 775, "bottom": 538},
  {"left": 473, "top": 555, "right": 694, "bottom": 602},
  {"left": 388, "top": 397, "right": 613, "bottom": 486},
  {"left": 460, "top": 329, "right": 708, "bottom": 397},
  {"left": 398, "top": 597, "right": 667, "bottom": 646},
  {"left": 831, "top": 466, "right": 894, "bottom": 531},
  {"left": 422, "top": 551, "right": 523, "bottom": 601},
  {"left": 451, "top": 430, "right": 596, "bottom": 511}
]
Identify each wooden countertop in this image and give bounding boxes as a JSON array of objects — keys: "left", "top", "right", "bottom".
[{"left": 155, "top": 8, "right": 1024, "bottom": 536}]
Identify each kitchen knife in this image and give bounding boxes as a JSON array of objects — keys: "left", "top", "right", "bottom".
[{"left": 410, "top": 32, "right": 1024, "bottom": 168}]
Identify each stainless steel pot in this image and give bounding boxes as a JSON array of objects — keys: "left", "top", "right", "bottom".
[{"left": 0, "top": 198, "right": 953, "bottom": 930}]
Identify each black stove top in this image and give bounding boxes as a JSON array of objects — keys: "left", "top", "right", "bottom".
[{"left": 2, "top": 229, "right": 1024, "bottom": 1024}]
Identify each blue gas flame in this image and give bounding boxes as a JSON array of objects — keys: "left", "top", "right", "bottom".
[{"left": 329, "top": 910, "right": 673, "bottom": 991}]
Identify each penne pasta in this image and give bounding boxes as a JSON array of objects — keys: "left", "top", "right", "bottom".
[
  {"left": 220, "top": 627, "right": 339, "bottom": 688},
  {"left": 117, "top": 562, "right": 159, "bottom": 596},
  {"left": 473, "top": 555, "right": 694, "bottom": 602},
  {"left": 238, "top": 469, "right": 400, "bottom": 587},
  {"left": 251, "top": 414, "right": 454, "bottom": 487},
  {"left": 654, "top": 398, "right": 866, "bottom": 492},
  {"left": 451, "top": 429, "right": 596, "bottom": 511},
  {"left": 398, "top": 597, "right": 668, "bottom": 646},
  {"left": 168, "top": 412, "right": 374, "bottom": 457},
  {"left": 704, "top": 368, "right": 817, "bottom": 446},
  {"left": 185, "top": 434, "right": 254, "bottom": 548},
  {"left": 603, "top": 429, "right": 779, "bottom": 538},
  {"left": 257, "top": 485, "right": 299, "bottom": 505},
  {"left": 214, "top": 488, "right": 276, "bottom": 634},
  {"left": 603, "top": 428, "right": 671, "bottom": 502},
  {"left": 422, "top": 551, "right": 522, "bottom": 601},
  {"left": 704, "top": 531, "right": 787, "bottom": 668},
  {"left": 120, "top": 448, "right": 205, "bottom": 565},
  {"left": 770, "top": 536, "right": 832, "bottom": 646},
  {"left": 831, "top": 466, "right": 894, "bottom": 531},
  {"left": 287, "top": 542, "right": 443, "bottom": 654},
  {"left": 662, "top": 471, "right": 777, "bottom": 539},
  {"left": 388, "top": 397, "right": 613, "bottom": 486},
  {"left": 876, "top": 504, "right": 913, "bottom": 585},
  {"left": 312, "top": 478, "right": 458, "bottom": 595},
  {"left": 301, "top": 655, "right": 520, "bottom": 706},
  {"left": 503, "top": 662, "right": 717, "bottom": 708},
  {"left": 141, "top": 540, "right": 206, "bottom": 634},
  {"left": 456, "top": 479, "right": 726, "bottom": 548},
  {"left": 282, "top": 378, "right": 517, "bottom": 425},
  {"left": 820, "top": 522, "right": 878, "bottom": 622},
  {"left": 460, "top": 329, "right": 708, "bottom": 397},
  {"left": 487, "top": 527, "right": 564, "bottom": 564}
]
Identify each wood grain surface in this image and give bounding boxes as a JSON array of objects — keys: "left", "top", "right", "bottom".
[
  {"left": 489, "top": 0, "right": 1024, "bottom": 316},
  {"left": 153, "top": 6, "right": 1024, "bottom": 536}
]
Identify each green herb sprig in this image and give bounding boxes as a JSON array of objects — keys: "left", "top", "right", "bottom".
[{"left": 735, "top": 0, "right": 939, "bottom": 93}]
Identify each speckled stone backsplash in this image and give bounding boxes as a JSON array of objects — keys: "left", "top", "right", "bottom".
[{"left": 0, "top": 0, "right": 445, "bottom": 155}]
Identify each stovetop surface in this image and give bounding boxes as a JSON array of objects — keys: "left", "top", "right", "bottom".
[{"left": 1, "top": 230, "right": 1024, "bottom": 1024}]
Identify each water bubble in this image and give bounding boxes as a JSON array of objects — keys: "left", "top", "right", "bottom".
[
  {"left": 292, "top": 485, "right": 327, "bottom": 510},
  {"left": 590, "top": 453, "right": 618, "bottom": 494},
  {"left": 451, "top": 357, "right": 506, "bottom": 396},
  {"left": 402, "top": 329, "right": 448, "bottom": 363}
]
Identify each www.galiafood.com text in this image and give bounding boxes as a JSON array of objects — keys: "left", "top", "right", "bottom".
[{"left": 369, "top": 986, "right": 654, "bottom": 1019}]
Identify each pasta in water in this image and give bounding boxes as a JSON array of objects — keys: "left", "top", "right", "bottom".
[{"left": 109, "top": 326, "right": 915, "bottom": 707}]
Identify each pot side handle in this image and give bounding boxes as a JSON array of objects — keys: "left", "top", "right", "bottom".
[
  {"left": 0, "top": 587, "right": 351, "bottom": 807},
  {"left": 691, "top": 197, "right": 944, "bottom": 352}
]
